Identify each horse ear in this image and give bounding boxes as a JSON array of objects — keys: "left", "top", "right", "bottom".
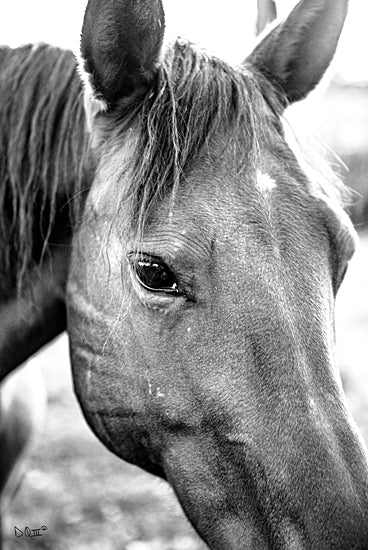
[
  {"left": 80, "top": 0, "right": 165, "bottom": 109},
  {"left": 256, "top": 0, "right": 277, "bottom": 36},
  {"left": 247, "top": 0, "right": 349, "bottom": 105}
]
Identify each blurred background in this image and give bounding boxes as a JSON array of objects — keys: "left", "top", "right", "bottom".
[{"left": 1, "top": 1, "right": 367, "bottom": 548}]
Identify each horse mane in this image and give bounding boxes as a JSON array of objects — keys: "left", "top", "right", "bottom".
[
  {"left": 93, "top": 39, "right": 347, "bottom": 241},
  {"left": 0, "top": 44, "right": 91, "bottom": 293}
]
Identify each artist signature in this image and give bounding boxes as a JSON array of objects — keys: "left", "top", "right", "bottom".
[{"left": 14, "top": 525, "right": 48, "bottom": 539}]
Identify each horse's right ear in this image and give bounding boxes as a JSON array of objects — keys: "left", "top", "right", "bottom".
[{"left": 80, "top": 0, "right": 165, "bottom": 111}]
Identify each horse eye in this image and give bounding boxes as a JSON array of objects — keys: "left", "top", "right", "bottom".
[{"left": 129, "top": 254, "right": 179, "bottom": 294}]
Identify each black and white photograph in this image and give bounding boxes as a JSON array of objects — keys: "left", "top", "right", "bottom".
[{"left": 1, "top": 1, "right": 368, "bottom": 548}]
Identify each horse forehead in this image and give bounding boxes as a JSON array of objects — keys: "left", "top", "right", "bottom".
[
  {"left": 170, "top": 167, "right": 335, "bottom": 290},
  {"left": 174, "top": 165, "right": 282, "bottom": 244}
]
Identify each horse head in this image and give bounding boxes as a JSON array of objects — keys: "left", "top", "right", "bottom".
[{"left": 67, "top": 0, "right": 368, "bottom": 546}]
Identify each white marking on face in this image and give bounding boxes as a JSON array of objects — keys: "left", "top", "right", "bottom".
[{"left": 256, "top": 170, "right": 277, "bottom": 195}]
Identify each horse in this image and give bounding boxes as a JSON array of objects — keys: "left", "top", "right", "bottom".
[
  {"left": 1, "top": 0, "right": 368, "bottom": 547},
  {"left": 0, "top": 2, "right": 274, "bottom": 539},
  {"left": 0, "top": 43, "right": 92, "bottom": 543},
  {"left": 0, "top": 44, "right": 91, "bottom": 381},
  {"left": 66, "top": 0, "right": 368, "bottom": 547}
]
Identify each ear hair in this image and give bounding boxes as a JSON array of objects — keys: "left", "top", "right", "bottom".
[{"left": 76, "top": 52, "right": 109, "bottom": 130}]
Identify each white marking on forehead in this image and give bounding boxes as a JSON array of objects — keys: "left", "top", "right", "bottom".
[{"left": 256, "top": 170, "right": 277, "bottom": 194}]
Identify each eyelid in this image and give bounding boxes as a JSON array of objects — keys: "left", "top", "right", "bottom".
[{"left": 127, "top": 251, "right": 169, "bottom": 264}]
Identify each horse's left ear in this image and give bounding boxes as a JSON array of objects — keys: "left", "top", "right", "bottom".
[
  {"left": 247, "top": 0, "right": 349, "bottom": 105},
  {"left": 80, "top": 0, "right": 165, "bottom": 110}
]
